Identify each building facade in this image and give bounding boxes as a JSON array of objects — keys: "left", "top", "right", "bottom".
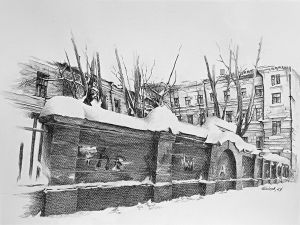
[{"left": 165, "top": 66, "right": 299, "bottom": 170}]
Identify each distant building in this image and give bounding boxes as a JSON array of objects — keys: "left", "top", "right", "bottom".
[{"left": 164, "top": 66, "right": 299, "bottom": 170}]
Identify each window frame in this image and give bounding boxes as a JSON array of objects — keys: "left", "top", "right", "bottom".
[
  {"left": 256, "top": 136, "right": 263, "bottom": 149},
  {"left": 197, "top": 94, "right": 204, "bottom": 105},
  {"left": 272, "top": 121, "right": 281, "bottom": 135},
  {"left": 114, "top": 98, "right": 121, "bottom": 113},
  {"left": 174, "top": 97, "right": 179, "bottom": 107},
  {"left": 225, "top": 111, "right": 233, "bottom": 123},
  {"left": 223, "top": 90, "right": 230, "bottom": 101},
  {"left": 241, "top": 88, "right": 247, "bottom": 98},
  {"left": 272, "top": 93, "right": 281, "bottom": 104},
  {"left": 255, "top": 85, "right": 263, "bottom": 97},
  {"left": 185, "top": 97, "right": 191, "bottom": 106},
  {"left": 209, "top": 93, "right": 214, "bottom": 101},
  {"left": 187, "top": 114, "right": 194, "bottom": 124},
  {"left": 271, "top": 74, "right": 281, "bottom": 86},
  {"left": 255, "top": 108, "right": 262, "bottom": 121},
  {"left": 36, "top": 71, "right": 49, "bottom": 98}
]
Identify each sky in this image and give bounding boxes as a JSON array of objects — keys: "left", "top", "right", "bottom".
[{"left": 1, "top": 0, "right": 300, "bottom": 89}]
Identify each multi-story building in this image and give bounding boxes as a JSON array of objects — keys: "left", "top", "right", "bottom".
[{"left": 166, "top": 66, "right": 299, "bottom": 171}]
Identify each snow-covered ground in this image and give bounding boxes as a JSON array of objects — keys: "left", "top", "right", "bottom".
[{"left": 2, "top": 182, "right": 299, "bottom": 225}]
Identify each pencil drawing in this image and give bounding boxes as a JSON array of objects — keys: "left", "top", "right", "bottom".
[{"left": 0, "top": 1, "right": 299, "bottom": 224}]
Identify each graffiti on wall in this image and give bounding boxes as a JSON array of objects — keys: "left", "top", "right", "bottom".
[{"left": 78, "top": 145, "right": 127, "bottom": 171}]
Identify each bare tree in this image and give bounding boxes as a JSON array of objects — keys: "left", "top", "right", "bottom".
[
  {"left": 204, "top": 56, "right": 221, "bottom": 118},
  {"left": 204, "top": 39, "right": 263, "bottom": 136},
  {"left": 18, "top": 35, "right": 105, "bottom": 108},
  {"left": 239, "top": 39, "right": 262, "bottom": 136},
  {"left": 71, "top": 34, "right": 88, "bottom": 95},
  {"left": 145, "top": 46, "right": 181, "bottom": 107},
  {"left": 113, "top": 49, "right": 155, "bottom": 117}
]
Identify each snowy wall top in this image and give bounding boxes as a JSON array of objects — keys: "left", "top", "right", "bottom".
[
  {"left": 204, "top": 117, "right": 256, "bottom": 153},
  {"left": 40, "top": 96, "right": 208, "bottom": 137},
  {"left": 263, "top": 153, "right": 290, "bottom": 165},
  {"left": 205, "top": 117, "right": 237, "bottom": 133},
  {"left": 40, "top": 96, "right": 258, "bottom": 153}
]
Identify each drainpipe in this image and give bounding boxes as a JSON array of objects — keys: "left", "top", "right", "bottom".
[
  {"left": 260, "top": 72, "right": 265, "bottom": 150},
  {"left": 288, "top": 67, "right": 293, "bottom": 170}
]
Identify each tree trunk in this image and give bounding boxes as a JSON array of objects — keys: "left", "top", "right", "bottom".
[
  {"left": 204, "top": 56, "right": 220, "bottom": 118},
  {"left": 115, "top": 48, "right": 130, "bottom": 115}
]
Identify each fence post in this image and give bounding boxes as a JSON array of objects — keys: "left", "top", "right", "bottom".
[
  {"left": 17, "top": 142, "right": 24, "bottom": 181},
  {"left": 29, "top": 116, "right": 38, "bottom": 178},
  {"left": 36, "top": 124, "right": 44, "bottom": 180}
]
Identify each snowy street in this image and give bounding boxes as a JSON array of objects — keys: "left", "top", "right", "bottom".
[{"left": 5, "top": 182, "right": 299, "bottom": 225}]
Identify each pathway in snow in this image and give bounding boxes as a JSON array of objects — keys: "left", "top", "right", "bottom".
[{"left": 4, "top": 182, "right": 300, "bottom": 225}]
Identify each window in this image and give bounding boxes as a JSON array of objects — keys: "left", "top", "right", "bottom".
[
  {"left": 242, "top": 137, "right": 248, "bottom": 143},
  {"left": 114, "top": 98, "right": 121, "bottom": 113},
  {"left": 36, "top": 71, "right": 49, "bottom": 98},
  {"left": 256, "top": 136, "right": 263, "bottom": 149},
  {"left": 271, "top": 74, "right": 280, "bottom": 86},
  {"left": 225, "top": 111, "right": 233, "bottom": 122},
  {"left": 272, "top": 93, "right": 281, "bottom": 104},
  {"left": 224, "top": 90, "right": 230, "bottom": 101},
  {"left": 185, "top": 97, "right": 191, "bottom": 106},
  {"left": 272, "top": 121, "right": 281, "bottom": 135},
  {"left": 209, "top": 93, "right": 214, "bottom": 101},
  {"left": 177, "top": 115, "right": 182, "bottom": 121},
  {"left": 187, "top": 115, "right": 193, "bottom": 124},
  {"left": 255, "top": 85, "right": 263, "bottom": 97},
  {"left": 174, "top": 98, "right": 179, "bottom": 107},
  {"left": 255, "top": 108, "right": 262, "bottom": 121},
  {"left": 197, "top": 95, "right": 204, "bottom": 105},
  {"left": 241, "top": 88, "right": 246, "bottom": 98}
]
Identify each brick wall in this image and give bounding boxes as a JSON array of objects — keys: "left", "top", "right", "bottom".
[{"left": 38, "top": 115, "right": 290, "bottom": 216}]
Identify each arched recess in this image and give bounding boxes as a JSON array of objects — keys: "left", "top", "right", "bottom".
[
  {"left": 208, "top": 140, "right": 243, "bottom": 191},
  {"left": 215, "top": 149, "right": 237, "bottom": 191}
]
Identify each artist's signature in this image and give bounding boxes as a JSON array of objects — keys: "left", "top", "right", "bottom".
[{"left": 261, "top": 186, "right": 283, "bottom": 191}]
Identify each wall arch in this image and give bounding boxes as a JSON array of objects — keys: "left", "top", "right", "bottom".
[{"left": 208, "top": 141, "right": 243, "bottom": 190}]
